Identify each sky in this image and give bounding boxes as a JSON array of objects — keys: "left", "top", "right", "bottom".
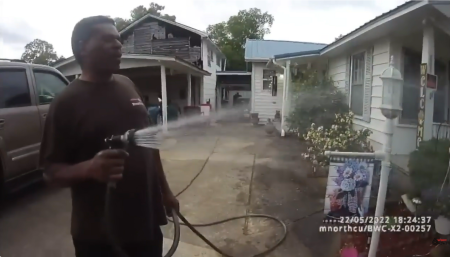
[{"left": 0, "top": 0, "right": 410, "bottom": 59}]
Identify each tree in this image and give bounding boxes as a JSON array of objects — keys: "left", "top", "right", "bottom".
[
  {"left": 114, "top": 2, "right": 176, "bottom": 31},
  {"left": 207, "top": 8, "right": 274, "bottom": 71},
  {"left": 21, "top": 39, "right": 63, "bottom": 65}
]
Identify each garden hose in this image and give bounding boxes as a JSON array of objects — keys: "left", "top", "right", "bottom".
[{"left": 104, "top": 132, "right": 290, "bottom": 257}]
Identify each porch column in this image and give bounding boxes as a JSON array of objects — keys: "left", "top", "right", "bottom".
[
  {"left": 281, "top": 60, "right": 291, "bottom": 137},
  {"left": 217, "top": 86, "right": 222, "bottom": 110},
  {"left": 200, "top": 76, "right": 204, "bottom": 104},
  {"left": 187, "top": 73, "right": 192, "bottom": 106},
  {"left": 161, "top": 65, "right": 168, "bottom": 132},
  {"left": 422, "top": 20, "right": 435, "bottom": 141}
]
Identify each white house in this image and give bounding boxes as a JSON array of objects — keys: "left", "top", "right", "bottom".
[
  {"left": 270, "top": 0, "right": 450, "bottom": 164},
  {"left": 244, "top": 39, "right": 327, "bottom": 123},
  {"left": 54, "top": 14, "right": 224, "bottom": 130}
]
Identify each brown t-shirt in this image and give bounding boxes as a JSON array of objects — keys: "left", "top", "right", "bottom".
[{"left": 39, "top": 74, "right": 167, "bottom": 243}]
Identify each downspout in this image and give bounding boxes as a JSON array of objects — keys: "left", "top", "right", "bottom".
[{"left": 267, "top": 58, "right": 288, "bottom": 137}]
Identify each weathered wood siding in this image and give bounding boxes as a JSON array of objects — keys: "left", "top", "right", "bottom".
[{"left": 121, "top": 21, "right": 200, "bottom": 63}]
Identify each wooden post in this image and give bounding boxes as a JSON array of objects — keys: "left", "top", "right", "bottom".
[
  {"left": 161, "top": 65, "right": 168, "bottom": 132},
  {"left": 422, "top": 20, "right": 435, "bottom": 141},
  {"left": 187, "top": 73, "right": 192, "bottom": 106}
]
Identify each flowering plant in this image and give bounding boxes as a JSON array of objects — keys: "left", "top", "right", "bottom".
[{"left": 302, "top": 112, "right": 373, "bottom": 166}]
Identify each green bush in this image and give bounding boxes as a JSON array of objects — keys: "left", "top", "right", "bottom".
[
  {"left": 409, "top": 139, "right": 450, "bottom": 191},
  {"left": 303, "top": 112, "right": 373, "bottom": 166},
  {"left": 408, "top": 139, "right": 450, "bottom": 218},
  {"left": 286, "top": 70, "right": 348, "bottom": 136}
]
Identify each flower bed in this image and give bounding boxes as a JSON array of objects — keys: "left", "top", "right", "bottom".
[{"left": 338, "top": 201, "right": 435, "bottom": 256}]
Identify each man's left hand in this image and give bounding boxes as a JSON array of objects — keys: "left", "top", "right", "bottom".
[{"left": 162, "top": 191, "right": 179, "bottom": 217}]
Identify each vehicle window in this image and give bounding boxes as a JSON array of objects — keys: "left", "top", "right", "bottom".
[
  {"left": 33, "top": 71, "right": 68, "bottom": 105},
  {"left": 0, "top": 69, "right": 32, "bottom": 108}
]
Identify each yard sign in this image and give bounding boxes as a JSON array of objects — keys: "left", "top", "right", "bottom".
[
  {"left": 416, "top": 63, "right": 427, "bottom": 149},
  {"left": 324, "top": 156, "right": 374, "bottom": 217}
]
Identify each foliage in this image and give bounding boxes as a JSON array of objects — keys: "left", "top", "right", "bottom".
[
  {"left": 21, "top": 39, "right": 63, "bottom": 65},
  {"left": 114, "top": 2, "right": 176, "bottom": 31},
  {"left": 303, "top": 112, "right": 373, "bottom": 166},
  {"left": 286, "top": 70, "right": 349, "bottom": 136},
  {"left": 408, "top": 139, "right": 450, "bottom": 218},
  {"left": 206, "top": 8, "right": 274, "bottom": 70}
]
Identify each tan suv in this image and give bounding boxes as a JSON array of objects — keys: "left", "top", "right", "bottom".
[{"left": 0, "top": 59, "right": 69, "bottom": 194}]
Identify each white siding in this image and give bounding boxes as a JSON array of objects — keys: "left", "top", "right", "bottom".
[
  {"left": 201, "top": 40, "right": 221, "bottom": 109},
  {"left": 252, "top": 62, "right": 283, "bottom": 123},
  {"left": 328, "top": 55, "right": 347, "bottom": 92},
  {"left": 328, "top": 38, "right": 391, "bottom": 152}
]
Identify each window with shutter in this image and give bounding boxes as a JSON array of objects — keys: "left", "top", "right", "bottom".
[{"left": 350, "top": 51, "right": 366, "bottom": 116}]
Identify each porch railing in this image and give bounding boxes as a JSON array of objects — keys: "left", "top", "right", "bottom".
[{"left": 432, "top": 123, "right": 450, "bottom": 139}]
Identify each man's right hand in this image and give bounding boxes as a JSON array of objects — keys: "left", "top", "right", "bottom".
[{"left": 86, "top": 149, "right": 129, "bottom": 183}]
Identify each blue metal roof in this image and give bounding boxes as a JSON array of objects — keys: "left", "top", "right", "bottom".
[{"left": 244, "top": 39, "right": 327, "bottom": 61}]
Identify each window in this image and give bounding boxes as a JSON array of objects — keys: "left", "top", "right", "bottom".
[
  {"left": 207, "top": 49, "right": 211, "bottom": 67},
  {"left": 0, "top": 69, "right": 31, "bottom": 108},
  {"left": 263, "top": 70, "right": 276, "bottom": 90},
  {"left": 210, "top": 50, "right": 214, "bottom": 62},
  {"left": 33, "top": 71, "right": 68, "bottom": 105},
  {"left": 216, "top": 57, "right": 221, "bottom": 68},
  {"left": 401, "top": 49, "right": 421, "bottom": 123},
  {"left": 433, "top": 60, "right": 447, "bottom": 123},
  {"left": 350, "top": 52, "right": 366, "bottom": 116}
]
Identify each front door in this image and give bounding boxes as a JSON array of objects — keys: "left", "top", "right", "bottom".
[{"left": 0, "top": 67, "right": 41, "bottom": 179}]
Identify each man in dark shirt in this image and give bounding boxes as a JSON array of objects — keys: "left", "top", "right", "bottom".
[{"left": 40, "top": 16, "right": 179, "bottom": 257}]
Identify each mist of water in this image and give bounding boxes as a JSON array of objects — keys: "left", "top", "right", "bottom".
[{"left": 133, "top": 107, "right": 247, "bottom": 149}]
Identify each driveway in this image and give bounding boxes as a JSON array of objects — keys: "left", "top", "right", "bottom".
[{"left": 0, "top": 122, "right": 338, "bottom": 257}]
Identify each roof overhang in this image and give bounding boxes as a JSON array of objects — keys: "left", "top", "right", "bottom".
[
  {"left": 54, "top": 54, "right": 211, "bottom": 77},
  {"left": 216, "top": 72, "right": 251, "bottom": 76},
  {"left": 245, "top": 58, "right": 270, "bottom": 63}
]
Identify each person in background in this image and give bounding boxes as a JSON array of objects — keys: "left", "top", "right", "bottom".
[{"left": 39, "top": 16, "right": 179, "bottom": 257}]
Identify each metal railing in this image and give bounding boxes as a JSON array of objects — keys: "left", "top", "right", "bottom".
[{"left": 432, "top": 123, "right": 450, "bottom": 139}]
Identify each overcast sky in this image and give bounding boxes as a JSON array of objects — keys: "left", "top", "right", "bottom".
[{"left": 0, "top": 0, "right": 409, "bottom": 59}]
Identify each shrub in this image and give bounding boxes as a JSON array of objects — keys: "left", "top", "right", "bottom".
[
  {"left": 286, "top": 70, "right": 348, "bottom": 136},
  {"left": 303, "top": 112, "right": 373, "bottom": 166},
  {"left": 408, "top": 139, "right": 450, "bottom": 218}
]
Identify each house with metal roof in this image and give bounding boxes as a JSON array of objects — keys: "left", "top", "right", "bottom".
[
  {"left": 257, "top": 0, "right": 450, "bottom": 163},
  {"left": 244, "top": 39, "right": 326, "bottom": 123}
]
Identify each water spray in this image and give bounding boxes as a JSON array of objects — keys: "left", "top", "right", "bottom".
[{"left": 102, "top": 114, "right": 290, "bottom": 257}]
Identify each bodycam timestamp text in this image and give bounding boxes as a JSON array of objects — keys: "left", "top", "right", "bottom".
[{"left": 337, "top": 216, "right": 432, "bottom": 225}]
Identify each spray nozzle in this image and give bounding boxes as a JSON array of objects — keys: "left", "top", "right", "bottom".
[{"left": 105, "top": 129, "right": 137, "bottom": 149}]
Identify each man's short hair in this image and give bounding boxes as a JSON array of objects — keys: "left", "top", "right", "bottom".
[{"left": 71, "top": 16, "right": 115, "bottom": 65}]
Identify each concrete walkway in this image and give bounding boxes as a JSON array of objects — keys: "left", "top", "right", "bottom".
[{"left": 0, "top": 123, "right": 338, "bottom": 257}]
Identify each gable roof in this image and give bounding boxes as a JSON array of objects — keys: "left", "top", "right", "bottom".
[
  {"left": 274, "top": 0, "right": 427, "bottom": 60},
  {"left": 119, "top": 13, "right": 224, "bottom": 58},
  {"left": 244, "top": 39, "right": 326, "bottom": 61}
]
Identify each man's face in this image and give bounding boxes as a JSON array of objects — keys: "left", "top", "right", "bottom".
[{"left": 81, "top": 23, "right": 122, "bottom": 73}]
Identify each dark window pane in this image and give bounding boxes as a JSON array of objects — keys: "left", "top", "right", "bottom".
[
  {"left": 434, "top": 60, "right": 447, "bottom": 123},
  {"left": 0, "top": 70, "right": 31, "bottom": 108},
  {"left": 401, "top": 49, "right": 421, "bottom": 123},
  {"left": 351, "top": 85, "right": 363, "bottom": 116},
  {"left": 34, "top": 71, "right": 68, "bottom": 105}
]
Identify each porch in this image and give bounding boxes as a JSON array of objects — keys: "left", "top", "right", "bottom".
[
  {"left": 55, "top": 54, "right": 211, "bottom": 131},
  {"left": 216, "top": 72, "right": 251, "bottom": 113}
]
